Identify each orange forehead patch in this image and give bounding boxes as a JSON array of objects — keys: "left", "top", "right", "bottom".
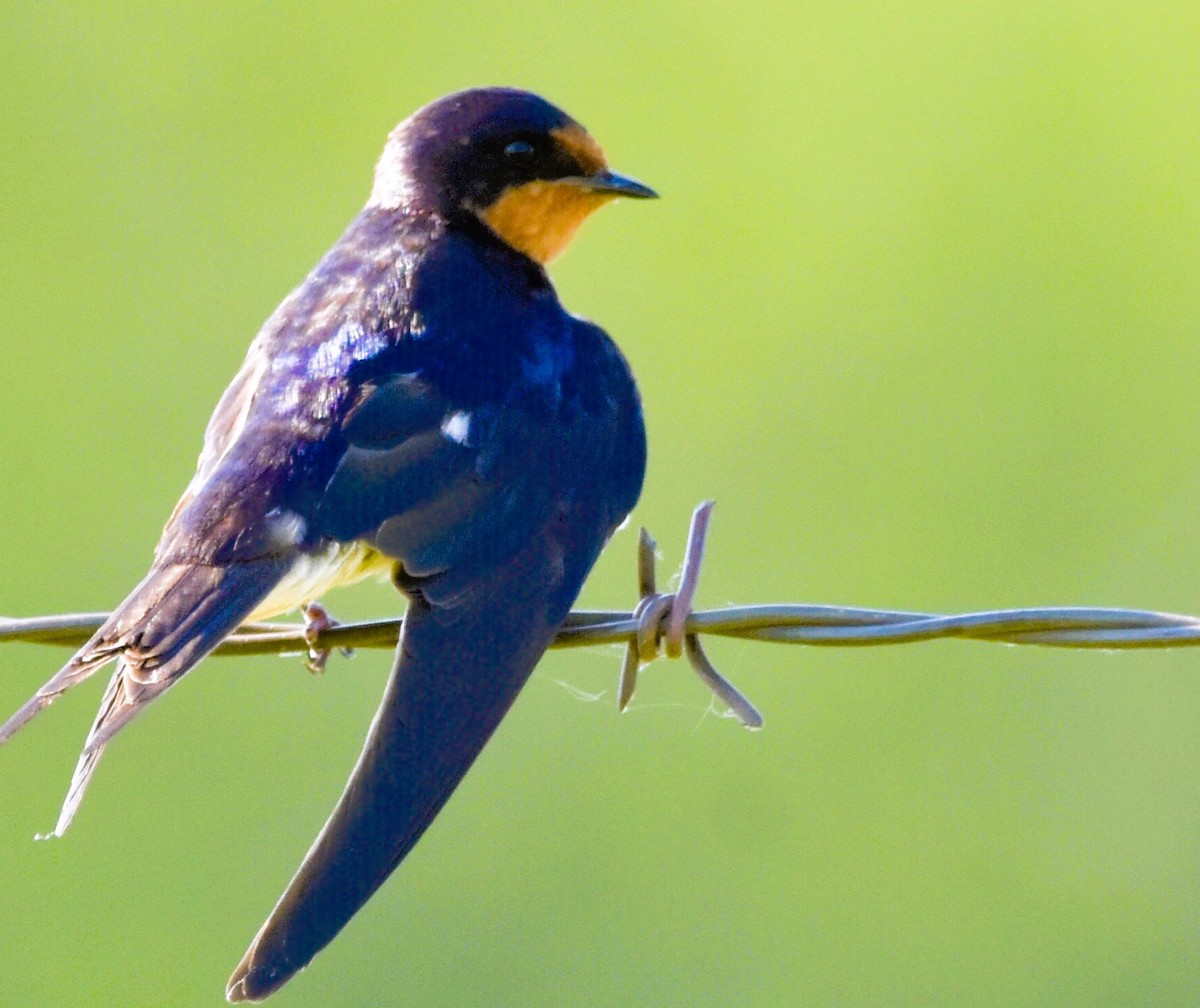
[
  {"left": 482, "top": 180, "right": 614, "bottom": 264},
  {"left": 550, "top": 124, "right": 607, "bottom": 175}
]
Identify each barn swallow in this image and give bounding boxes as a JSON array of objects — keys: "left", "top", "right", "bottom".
[{"left": 0, "top": 87, "right": 652, "bottom": 1001}]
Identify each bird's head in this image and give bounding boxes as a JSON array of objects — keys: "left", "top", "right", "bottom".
[{"left": 369, "top": 87, "right": 657, "bottom": 264}]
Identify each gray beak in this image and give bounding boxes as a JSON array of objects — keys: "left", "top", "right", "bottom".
[{"left": 577, "top": 170, "right": 658, "bottom": 199}]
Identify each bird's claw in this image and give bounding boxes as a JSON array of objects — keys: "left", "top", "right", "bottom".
[{"left": 301, "top": 602, "right": 353, "bottom": 673}]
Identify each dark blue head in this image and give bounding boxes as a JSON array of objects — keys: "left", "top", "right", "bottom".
[{"left": 369, "top": 87, "right": 656, "bottom": 263}]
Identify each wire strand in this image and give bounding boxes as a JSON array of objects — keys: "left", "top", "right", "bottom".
[{"left": 4, "top": 503, "right": 1200, "bottom": 729}]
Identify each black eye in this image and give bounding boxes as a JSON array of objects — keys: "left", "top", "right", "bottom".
[{"left": 504, "top": 140, "right": 536, "bottom": 159}]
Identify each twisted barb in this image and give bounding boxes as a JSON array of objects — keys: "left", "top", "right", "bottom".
[
  {"left": 7, "top": 501, "right": 1200, "bottom": 725},
  {"left": 615, "top": 502, "right": 763, "bottom": 728}
]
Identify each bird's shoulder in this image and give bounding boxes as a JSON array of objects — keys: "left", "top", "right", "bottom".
[{"left": 190, "top": 208, "right": 435, "bottom": 478}]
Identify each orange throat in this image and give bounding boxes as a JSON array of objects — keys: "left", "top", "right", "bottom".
[{"left": 480, "top": 180, "right": 614, "bottom": 264}]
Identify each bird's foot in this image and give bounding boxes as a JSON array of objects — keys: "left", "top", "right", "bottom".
[{"left": 300, "top": 602, "right": 353, "bottom": 673}]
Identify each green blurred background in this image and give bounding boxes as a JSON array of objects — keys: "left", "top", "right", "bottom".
[{"left": 3, "top": 2, "right": 1200, "bottom": 1005}]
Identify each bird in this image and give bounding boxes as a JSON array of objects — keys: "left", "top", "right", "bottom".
[{"left": 0, "top": 87, "right": 653, "bottom": 1002}]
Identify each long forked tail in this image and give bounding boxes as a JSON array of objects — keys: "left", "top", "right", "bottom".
[{"left": 0, "top": 556, "right": 288, "bottom": 836}]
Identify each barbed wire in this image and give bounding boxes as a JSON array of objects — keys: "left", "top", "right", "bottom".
[{"left": 4, "top": 501, "right": 1200, "bottom": 730}]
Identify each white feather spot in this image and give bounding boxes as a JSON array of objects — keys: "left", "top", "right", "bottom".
[
  {"left": 266, "top": 508, "right": 307, "bottom": 547},
  {"left": 440, "top": 411, "right": 471, "bottom": 445}
]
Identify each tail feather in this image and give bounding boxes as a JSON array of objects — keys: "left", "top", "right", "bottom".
[
  {"left": 48, "top": 667, "right": 123, "bottom": 838},
  {"left": 0, "top": 648, "right": 121, "bottom": 746},
  {"left": 2, "top": 556, "right": 290, "bottom": 834}
]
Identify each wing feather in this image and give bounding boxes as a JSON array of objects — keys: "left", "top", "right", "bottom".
[{"left": 227, "top": 513, "right": 581, "bottom": 1002}]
